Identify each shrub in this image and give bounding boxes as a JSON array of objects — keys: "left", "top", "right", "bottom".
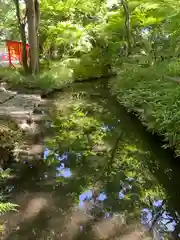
[
  {"left": 72, "top": 48, "right": 112, "bottom": 80},
  {"left": 0, "top": 53, "right": 112, "bottom": 91},
  {"left": 0, "top": 64, "right": 73, "bottom": 90}
]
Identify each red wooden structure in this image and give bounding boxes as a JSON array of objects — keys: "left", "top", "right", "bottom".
[{"left": 5, "top": 40, "right": 29, "bottom": 67}]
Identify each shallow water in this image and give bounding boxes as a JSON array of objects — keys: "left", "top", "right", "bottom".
[{"left": 1, "top": 80, "right": 180, "bottom": 239}]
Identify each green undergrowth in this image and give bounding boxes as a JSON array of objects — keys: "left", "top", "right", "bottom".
[
  {"left": 0, "top": 168, "right": 18, "bottom": 233},
  {"left": 0, "top": 116, "right": 23, "bottom": 166},
  {"left": 0, "top": 119, "right": 21, "bottom": 232},
  {"left": 0, "top": 54, "right": 112, "bottom": 91},
  {"left": 0, "top": 63, "right": 73, "bottom": 91},
  {"left": 0, "top": 117, "right": 22, "bottom": 148},
  {"left": 110, "top": 60, "right": 180, "bottom": 156}
]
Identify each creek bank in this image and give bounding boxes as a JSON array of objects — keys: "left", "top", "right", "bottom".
[
  {"left": 40, "top": 72, "right": 117, "bottom": 98},
  {"left": 109, "top": 67, "right": 180, "bottom": 157},
  {"left": 0, "top": 67, "right": 116, "bottom": 98}
]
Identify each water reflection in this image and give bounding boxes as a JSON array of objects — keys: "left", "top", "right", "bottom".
[
  {"left": 44, "top": 148, "right": 72, "bottom": 178},
  {"left": 1, "top": 81, "right": 180, "bottom": 239},
  {"left": 141, "top": 200, "right": 179, "bottom": 239},
  {"left": 119, "top": 191, "right": 125, "bottom": 199},
  {"left": 56, "top": 164, "right": 72, "bottom": 178}
]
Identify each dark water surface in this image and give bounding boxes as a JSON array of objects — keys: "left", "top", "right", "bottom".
[{"left": 1, "top": 80, "right": 180, "bottom": 239}]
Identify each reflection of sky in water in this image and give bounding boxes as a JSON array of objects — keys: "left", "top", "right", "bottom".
[
  {"left": 118, "top": 179, "right": 133, "bottom": 199},
  {"left": 79, "top": 190, "right": 107, "bottom": 208},
  {"left": 56, "top": 163, "right": 72, "bottom": 178},
  {"left": 101, "top": 123, "right": 116, "bottom": 132},
  {"left": 118, "top": 177, "right": 178, "bottom": 236},
  {"left": 44, "top": 148, "right": 50, "bottom": 160},
  {"left": 78, "top": 190, "right": 111, "bottom": 219},
  {"left": 161, "top": 212, "right": 177, "bottom": 232},
  {"left": 44, "top": 148, "right": 68, "bottom": 161},
  {"left": 141, "top": 201, "right": 177, "bottom": 234},
  {"left": 119, "top": 191, "right": 125, "bottom": 199},
  {"left": 153, "top": 200, "right": 163, "bottom": 207},
  {"left": 97, "top": 192, "right": 107, "bottom": 201},
  {"left": 44, "top": 148, "right": 180, "bottom": 237},
  {"left": 44, "top": 148, "right": 72, "bottom": 178},
  {"left": 56, "top": 153, "right": 68, "bottom": 161},
  {"left": 141, "top": 208, "right": 153, "bottom": 225},
  {"left": 79, "top": 190, "right": 93, "bottom": 208}
]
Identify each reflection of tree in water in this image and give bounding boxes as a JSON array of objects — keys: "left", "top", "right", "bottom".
[
  {"left": 1, "top": 81, "right": 180, "bottom": 239},
  {"left": 46, "top": 82, "right": 177, "bottom": 238},
  {"left": 141, "top": 199, "right": 179, "bottom": 239}
]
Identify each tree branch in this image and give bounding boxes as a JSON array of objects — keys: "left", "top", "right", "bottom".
[{"left": 13, "top": 0, "right": 22, "bottom": 25}]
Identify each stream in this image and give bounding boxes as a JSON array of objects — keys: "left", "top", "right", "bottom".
[{"left": 1, "top": 79, "right": 180, "bottom": 239}]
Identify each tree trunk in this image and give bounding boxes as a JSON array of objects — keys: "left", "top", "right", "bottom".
[
  {"left": 26, "top": 0, "right": 40, "bottom": 74},
  {"left": 13, "top": 0, "right": 29, "bottom": 72},
  {"left": 121, "top": 0, "right": 131, "bottom": 56},
  {"left": 20, "top": 23, "right": 29, "bottom": 72},
  {"left": 35, "top": 0, "right": 40, "bottom": 73}
]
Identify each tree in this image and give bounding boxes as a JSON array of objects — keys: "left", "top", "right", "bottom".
[
  {"left": 121, "top": 0, "right": 131, "bottom": 56},
  {"left": 26, "top": 0, "right": 40, "bottom": 74},
  {"left": 13, "top": 0, "right": 29, "bottom": 72}
]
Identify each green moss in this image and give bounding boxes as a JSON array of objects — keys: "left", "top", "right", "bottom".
[{"left": 110, "top": 60, "right": 180, "bottom": 156}]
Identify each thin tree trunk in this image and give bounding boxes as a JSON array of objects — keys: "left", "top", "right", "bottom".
[
  {"left": 13, "top": 0, "right": 29, "bottom": 72},
  {"left": 121, "top": 0, "right": 131, "bottom": 56},
  {"left": 20, "top": 23, "right": 29, "bottom": 72},
  {"left": 26, "top": 0, "right": 39, "bottom": 74},
  {"left": 35, "top": 0, "right": 40, "bottom": 72}
]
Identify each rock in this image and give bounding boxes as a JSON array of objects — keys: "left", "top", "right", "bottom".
[
  {"left": 0, "top": 87, "right": 7, "bottom": 92},
  {"left": 19, "top": 121, "right": 31, "bottom": 131},
  {"left": 0, "top": 89, "right": 47, "bottom": 164},
  {"left": 0, "top": 82, "right": 8, "bottom": 89},
  {"left": 0, "top": 91, "right": 17, "bottom": 103},
  {"left": 33, "top": 104, "right": 43, "bottom": 114},
  {"left": 26, "top": 112, "right": 34, "bottom": 125}
]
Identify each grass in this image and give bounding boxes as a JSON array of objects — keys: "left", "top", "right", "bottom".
[{"left": 110, "top": 60, "right": 180, "bottom": 156}]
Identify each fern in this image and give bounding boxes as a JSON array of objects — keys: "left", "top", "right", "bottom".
[
  {"left": 0, "top": 168, "right": 11, "bottom": 179},
  {"left": 0, "top": 169, "right": 18, "bottom": 218},
  {"left": 0, "top": 202, "right": 18, "bottom": 214},
  {"left": 0, "top": 168, "right": 18, "bottom": 232}
]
